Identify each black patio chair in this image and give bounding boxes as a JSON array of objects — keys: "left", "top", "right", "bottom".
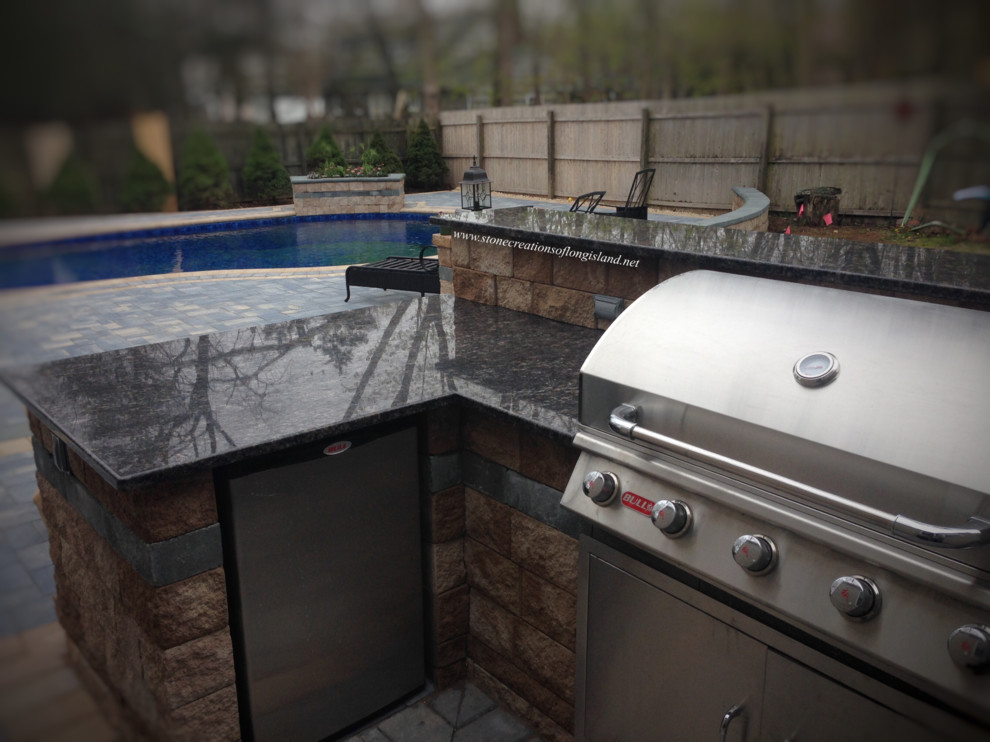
[
  {"left": 604, "top": 168, "right": 656, "bottom": 219},
  {"left": 570, "top": 191, "right": 606, "bottom": 213},
  {"left": 344, "top": 245, "right": 440, "bottom": 302}
]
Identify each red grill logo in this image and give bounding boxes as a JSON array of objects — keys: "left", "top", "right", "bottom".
[
  {"left": 322, "top": 441, "right": 352, "bottom": 456},
  {"left": 621, "top": 492, "right": 654, "bottom": 516}
]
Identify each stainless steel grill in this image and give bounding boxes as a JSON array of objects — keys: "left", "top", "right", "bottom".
[{"left": 561, "top": 270, "right": 990, "bottom": 741}]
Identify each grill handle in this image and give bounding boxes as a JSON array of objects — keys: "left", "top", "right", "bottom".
[
  {"left": 718, "top": 704, "right": 744, "bottom": 742},
  {"left": 609, "top": 404, "right": 990, "bottom": 550},
  {"left": 891, "top": 515, "right": 990, "bottom": 549}
]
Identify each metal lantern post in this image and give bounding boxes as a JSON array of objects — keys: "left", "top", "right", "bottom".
[{"left": 460, "top": 156, "right": 492, "bottom": 211}]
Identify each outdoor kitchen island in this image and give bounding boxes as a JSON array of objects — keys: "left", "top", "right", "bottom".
[
  {"left": 1, "top": 294, "right": 601, "bottom": 742},
  {"left": 3, "top": 208, "right": 990, "bottom": 742}
]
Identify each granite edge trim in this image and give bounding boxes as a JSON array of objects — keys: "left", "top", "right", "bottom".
[
  {"left": 34, "top": 438, "right": 223, "bottom": 587},
  {"left": 14, "top": 387, "right": 578, "bottom": 493},
  {"left": 22, "top": 398, "right": 457, "bottom": 492}
]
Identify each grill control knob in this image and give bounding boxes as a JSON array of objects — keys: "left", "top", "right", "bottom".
[
  {"left": 582, "top": 470, "right": 619, "bottom": 506},
  {"left": 948, "top": 624, "right": 990, "bottom": 670},
  {"left": 732, "top": 534, "right": 777, "bottom": 575},
  {"left": 829, "top": 576, "right": 881, "bottom": 620},
  {"left": 651, "top": 499, "right": 692, "bottom": 537}
]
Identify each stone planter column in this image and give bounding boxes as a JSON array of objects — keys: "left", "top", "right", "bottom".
[{"left": 290, "top": 174, "right": 405, "bottom": 215}]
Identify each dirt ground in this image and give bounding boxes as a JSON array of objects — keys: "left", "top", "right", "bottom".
[{"left": 767, "top": 213, "right": 990, "bottom": 255}]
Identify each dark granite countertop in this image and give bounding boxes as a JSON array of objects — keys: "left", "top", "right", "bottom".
[
  {"left": 0, "top": 296, "right": 601, "bottom": 490},
  {"left": 432, "top": 207, "right": 990, "bottom": 306}
]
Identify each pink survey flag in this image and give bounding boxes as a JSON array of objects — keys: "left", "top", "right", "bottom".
[
  {"left": 824, "top": 213, "right": 833, "bottom": 226},
  {"left": 785, "top": 226, "right": 791, "bottom": 234},
  {"left": 798, "top": 203, "right": 804, "bottom": 216}
]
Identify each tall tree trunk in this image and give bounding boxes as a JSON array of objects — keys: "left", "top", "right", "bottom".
[
  {"left": 493, "top": 0, "right": 522, "bottom": 106},
  {"left": 572, "top": 0, "right": 593, "bottom": 102},
  {"left": 364, "top": 6, "right": 401, "bottom": 112},
  {"left": 409, "top": 0, "right": 440, "bottom": 126}
]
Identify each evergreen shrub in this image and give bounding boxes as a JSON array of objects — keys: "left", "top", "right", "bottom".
[
  {"left": 405, "top": 120, "right": 448, "bottom": 190},
  {"left": 177, "top": 131, "right": 234, "bottom": 211},
  {"left": 368, "top": 131, "right": 403, "bottom": 174},
  {"left": 0, "top": 181, "right": 18, "bottom": 218},
  {"left": 305, "top": 125, "right": 346, "bottom": 172},
  {"left": 120, "top": 147, "right": 171, "bottom": 213},
  {"left": 243, "top": 128, "right": 291, "bottom": 204},
  {"left": 45, "top": 153, "right": 100, "bottom": 215}
]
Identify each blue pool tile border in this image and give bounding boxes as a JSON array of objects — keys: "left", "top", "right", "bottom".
[{"left": 13, "top": 212, "right": 434, "bottom": 249}]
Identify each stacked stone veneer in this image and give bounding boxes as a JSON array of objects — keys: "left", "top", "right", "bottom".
[
  {"left": 422, "top": 404, "right": 582, "bottom": 742},
  {"left": 30, "top": 399, "right": 583, "bottom": 742},
  {"left": 432, "top": 231, "right": 669, "bottom": 330},
  {"left": 29, "top": 414, "right": 238, "bottom": 742},
  {"left": 290, "top": 175, "right": 405, "bottom": 216}
]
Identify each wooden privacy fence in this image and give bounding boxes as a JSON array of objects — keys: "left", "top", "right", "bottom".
[{"left": 439, "top": 79, "right": 990, "bottom": 222}]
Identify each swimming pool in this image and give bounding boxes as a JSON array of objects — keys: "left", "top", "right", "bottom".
[{"left": 0, "top": 214, "right": 439, "bottom": 290}]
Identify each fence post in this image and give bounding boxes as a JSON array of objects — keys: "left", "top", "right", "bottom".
[
  {"left": 475, "top": 114, "right": 484, "bottom": 168},
  {"left": 757, "top": 105, "right": 773, "bottom": 193},
  {"left": 640, "top": 108, "right": 650, "bottom": 170},
  {"left": 547, "top": 110, "right": 556, "bottom": 199}
]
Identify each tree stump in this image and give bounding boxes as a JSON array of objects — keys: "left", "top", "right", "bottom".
[{"left": 795, "top": 187, "right": 841, "bottom": 226}]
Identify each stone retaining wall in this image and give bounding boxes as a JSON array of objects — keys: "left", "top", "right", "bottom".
[
  {"left": 429, "top": 188, "right": 768, "bottom": 331},
  {"left": 290, "top": 174, "right": 405, "bottom": 215},
  {"left": 421, "top": 404, "right": 581, "bottom": 742},
  {"left": 29, "top": 414, "right": 238, "bottom": 742},
  {"left": 432, "top": 231, "right": 670, "bottom": 330},
  {"left": 31, "top": 401, "right": 582, "bottom": 742}
]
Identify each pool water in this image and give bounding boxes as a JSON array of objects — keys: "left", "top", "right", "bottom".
[{"left": 0, "top": 216, "right": 439, "bottom": 290}]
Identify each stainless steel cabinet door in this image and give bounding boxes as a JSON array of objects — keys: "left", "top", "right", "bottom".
[
  {"left": 761, "top": 651, "right": 943, "bottom": 742},
  {"left": 581, "top": 554, "right": 765, "bottom": 742}
]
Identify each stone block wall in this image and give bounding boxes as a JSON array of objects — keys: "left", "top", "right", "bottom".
[
  {"left": 421, "top": 404, "right": 583, "bottom": 742},
  {"left": 29, "top": 413, "right": 238, "bottom": 742},
  {"left": 432, "top": 219, "right": 977, "bottom": 328},
  {"left": 31, "top": 399, "right": 583, "bottom": 742},
  {"left": 290, "top": 175, "right": 405, "bottom": 216},
  {"left": 433, "top": 232, "right": 668, "bottom": 330},
  {"left": 421, "top": 404, "right": 470, "bottom": 691}
]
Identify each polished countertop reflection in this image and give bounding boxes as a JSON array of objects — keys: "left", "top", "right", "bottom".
[
  {"left": 433, "top": 207, "right": 990, "bottom": 304},
  {"left": 0, "top": 296, "right": 601, "bottom": 490}
]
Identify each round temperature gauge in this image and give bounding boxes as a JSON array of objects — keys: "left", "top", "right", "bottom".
[{"left": 794, "top": 352, "right": 839, "bottom": 387}]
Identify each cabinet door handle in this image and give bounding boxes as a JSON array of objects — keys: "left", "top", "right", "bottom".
[{"left": 719, "top": 703, "right": 744, "bottom": 742}]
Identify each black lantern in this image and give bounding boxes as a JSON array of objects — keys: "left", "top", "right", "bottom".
[{"left": 460, "top": 156, "right": 492, "bottom": 211}]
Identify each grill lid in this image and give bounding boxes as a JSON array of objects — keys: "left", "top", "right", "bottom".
[{"left": 579, "top": 271, "right": 990, "bottom": 548}]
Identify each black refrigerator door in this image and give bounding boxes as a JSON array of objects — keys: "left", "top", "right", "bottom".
[{"left": 219, "top": 425, "right": 424, "bottom": 742}]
